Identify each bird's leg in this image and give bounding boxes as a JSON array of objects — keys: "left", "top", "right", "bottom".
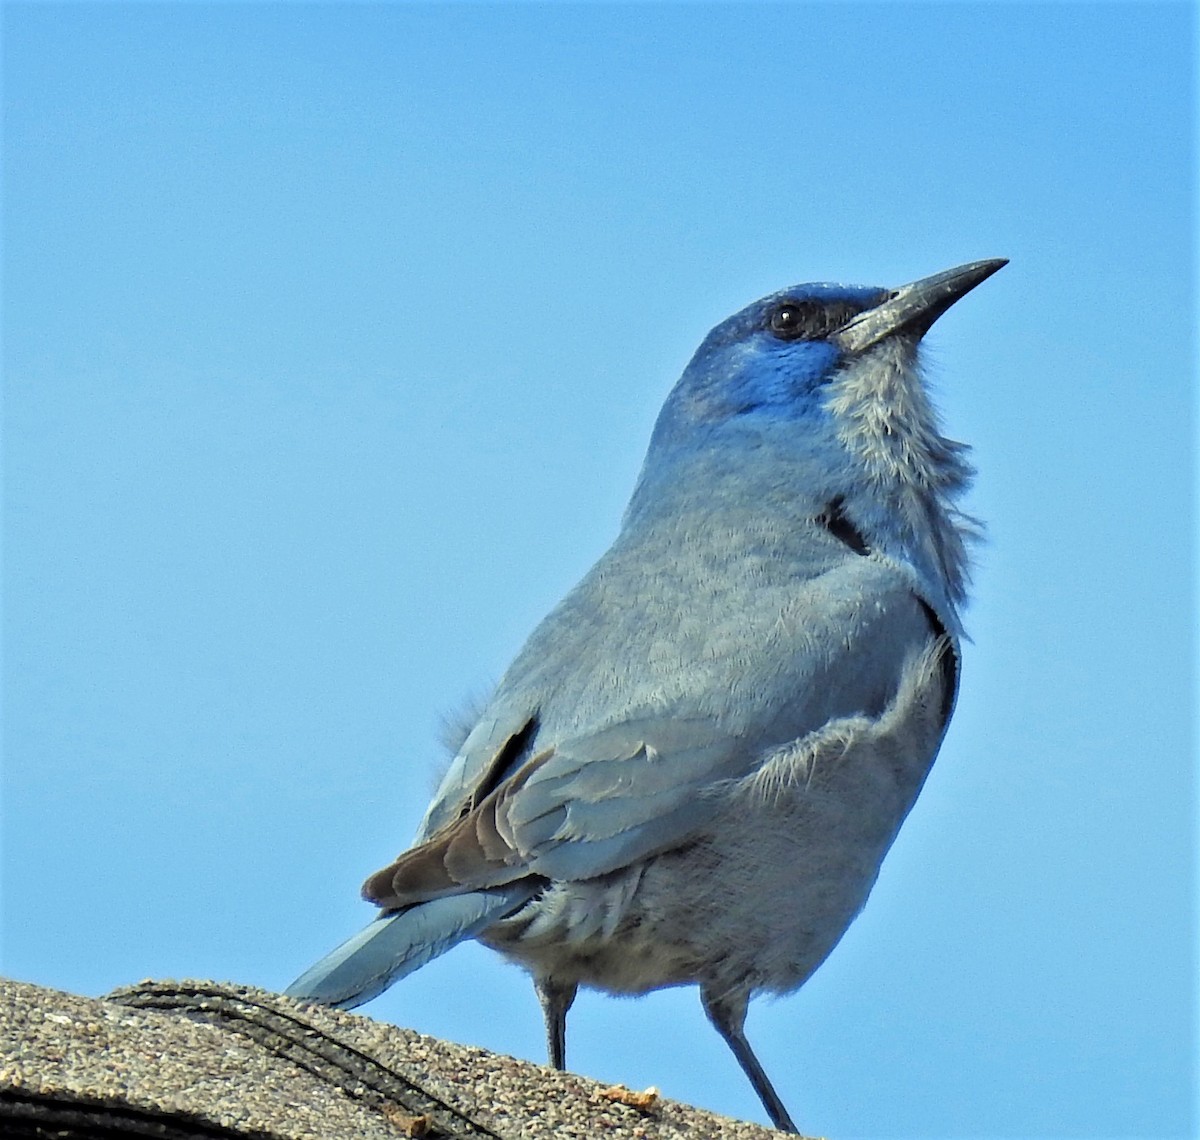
[
  {"left": 535, "top": 976, "right": 577, "bottom": 1070},
  {"left": 701, "top": 986, "right": 798, "bottom": 1134}
]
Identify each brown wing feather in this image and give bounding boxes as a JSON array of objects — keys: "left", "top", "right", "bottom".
[{"left": 361, "top": 748, "right": 555, "bottom": 907}]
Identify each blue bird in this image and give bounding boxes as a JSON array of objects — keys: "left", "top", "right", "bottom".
[{"left": 286, "top": 259, "right": 1006, "bottom": 1132}]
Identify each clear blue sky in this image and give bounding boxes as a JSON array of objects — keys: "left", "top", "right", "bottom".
[{"left": 3, "top": 4, "right": 1194, "bottom": 1138}]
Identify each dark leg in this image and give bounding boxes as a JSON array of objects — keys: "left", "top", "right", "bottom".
[
  {"left": 702, "top": 985, "right": 798, "bottom": 1134},
  {"left": 535, "top": 976, "right": 577, "bottom": 1070}
]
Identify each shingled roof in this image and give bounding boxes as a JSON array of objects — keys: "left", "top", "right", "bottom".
[{"left": 1, "top": 977, "right": 806, "bottom": 1139}]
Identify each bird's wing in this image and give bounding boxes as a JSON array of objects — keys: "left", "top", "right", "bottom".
[
  {"left": 362, "top": 714, "right": 744, "bottom": 907},
  {"left": 413, "top": 709, "right": 543, "bottom": 843}
]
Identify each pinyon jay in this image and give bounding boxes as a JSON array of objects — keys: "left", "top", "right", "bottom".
[{"left": 286, "top": 258, "right": 1007, "bottom": 1132}]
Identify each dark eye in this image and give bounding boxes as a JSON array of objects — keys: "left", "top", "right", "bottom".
[
  {"left": 770, "top": 299, "right": 863, "bottom": 341},
  {"left": 769, "top": 302, "right": 818, "bottom": 340}
]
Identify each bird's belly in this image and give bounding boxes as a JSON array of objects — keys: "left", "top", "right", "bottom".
[
  {"left": 483, "top": 768, "right": 921, "bottom": 999},
  {"left": 483, "top": 803, "right": 887, "bottom": 997}
]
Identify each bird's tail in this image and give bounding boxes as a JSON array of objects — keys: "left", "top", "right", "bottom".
[{"left": 284, "top": 883, "right": 536, "bottom": 1009}]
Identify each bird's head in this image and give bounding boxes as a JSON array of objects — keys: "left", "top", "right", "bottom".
[
  {"left": 651, "top": 259, "right": 1005, "bottom": 455},
  {"left": 653, "top": 281, "right": 889, "bottom": 435},
  {"left": 636, "top": 259, "right": 1007, "bottom": 611}
]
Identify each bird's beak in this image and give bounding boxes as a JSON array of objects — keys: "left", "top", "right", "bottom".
[{"left": 833, "top": 258, "right": 1007, "bottom": 353}]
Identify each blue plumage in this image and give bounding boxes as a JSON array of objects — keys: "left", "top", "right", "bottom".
[
  {"left": 285, "top": 259, "right": 1006, "bottom": 1132},
  {"left": 286, "top": 886, "right": 536, "bottom": 1009}
]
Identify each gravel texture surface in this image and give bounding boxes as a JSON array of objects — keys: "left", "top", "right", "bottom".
[{"left": 1, "top": 977, "right": 813, "bottom": 1139}]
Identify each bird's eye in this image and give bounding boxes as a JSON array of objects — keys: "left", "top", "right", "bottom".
[
  {"left": 769, "top": 302, "right": 816, "bottom": 340},
  {"left": 770, "top": 299, "right": 864, "bottom": 341}
]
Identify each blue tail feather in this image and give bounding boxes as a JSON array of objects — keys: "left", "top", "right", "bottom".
[{"left": 285, "top": 885, "right": 535, "bottom": 1010}]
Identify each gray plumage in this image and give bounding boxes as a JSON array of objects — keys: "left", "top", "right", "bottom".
[{"left": 286, "top": 259, "right": 1006, "bottom": 1132}]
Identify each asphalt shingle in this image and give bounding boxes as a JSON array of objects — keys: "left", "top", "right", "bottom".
[{"left": 1, "top": 978, "right": 806, "bottom": 1139}]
